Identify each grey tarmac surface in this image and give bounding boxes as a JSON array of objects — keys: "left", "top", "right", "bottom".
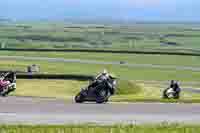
[
  {"left": 1, "top": 96, "right": 200, "bottom": 125},
  {"left": 1, "top": 55, "right": 200, "bottom": 72}
]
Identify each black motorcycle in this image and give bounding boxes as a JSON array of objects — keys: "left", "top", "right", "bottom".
[
  {"left": 75, "top": 78, "right": 117, "bottom": 104},
  {"left": 0, "top": 72, "right": 16, "bottom": 97}
]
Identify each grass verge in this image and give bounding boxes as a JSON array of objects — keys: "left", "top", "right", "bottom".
[
  {"left": 1, "top": 60, "right": 200, "bottom": 81},
  {"left": 0, "top": 124, "right": 200, "bottom": 133},
  {"left": 116, "top": 80, "right": 142, "bottom": 95}
]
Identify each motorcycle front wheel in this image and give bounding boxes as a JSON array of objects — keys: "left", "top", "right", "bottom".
[
  {"left": 74, "top": 91, "right": 85, "bottom": 103},
  {"left": 96, "top": 88, "right": 109, "bottom": 104}
]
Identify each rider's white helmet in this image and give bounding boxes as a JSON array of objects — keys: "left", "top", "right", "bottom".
[{"left": 102, "top": 69, "right": 108, "bottom": 74}]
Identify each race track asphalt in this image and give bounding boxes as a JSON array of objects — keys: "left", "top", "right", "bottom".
[{"left": 0, "top": 96, "right": 200, "bottom": 125}]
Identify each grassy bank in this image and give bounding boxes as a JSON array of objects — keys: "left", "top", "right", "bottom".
[
  {"left": 0, "top": 124, "right": 200, "bottom": 133},
  {"left": 13, "top": 79, "right": 142, "bottom": 100},
  {"left": 13, "top": 79, "right": 87, "bottom": 99},
  {"left": 12, "top": 79, "right": 200, "bottom": 103},
  {"left": 112, "top": 82, "right": 200, "bottom": 103}
]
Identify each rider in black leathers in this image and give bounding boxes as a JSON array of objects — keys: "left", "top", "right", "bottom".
[
  {"left": 88, "top": 69, "right": 116, "bottom": 93},
  {"left": 169, "top": 80, "right": 181, "bottom": 93}
]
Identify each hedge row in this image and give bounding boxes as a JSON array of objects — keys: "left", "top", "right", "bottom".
[{"left": 0, "top": 48, "right": 200, "bottom": 56}]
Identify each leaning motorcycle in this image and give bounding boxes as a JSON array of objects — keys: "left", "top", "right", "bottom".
[
  {"left": 75, "top": 78, "right": 117, "bottom": 104},
  {"left": 0, "top": 72, "right": 16, "bottom": 97},
  {"left": 162, "top": 87, "right": 180, "bottom": 99}
]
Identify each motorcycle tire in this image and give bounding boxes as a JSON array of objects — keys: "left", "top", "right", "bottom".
[
  {"left": 162, "top": 89, "right": 168, "bottom": 99},
  {"left": 96, "top": 88, "right": 108, "bottom": 104},
  {"left": 0, "top": 88, "right": 9, "bottom": 97},
  {"left": 75, "top": 93, "right": 84, "bottom": 103},
  {"left": 1, "top": 91, "right": 8, "bottom": 97},
  {"left": 1, "top": 87, "right": 16, "bottom": 97},
  {"left": 174, "top": 92, "right": 180, "bottom": 99}
]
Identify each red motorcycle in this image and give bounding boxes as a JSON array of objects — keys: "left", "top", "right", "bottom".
[{"left": 0, "top": 72, "right": 16, "bottom": 97}]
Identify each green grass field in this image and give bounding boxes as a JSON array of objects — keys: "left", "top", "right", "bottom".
[
  {"left": 1, "top": 22, "right": 200, "bottom": 50},
  {"left": 1, "top": 51, "right": 200, "bottom": 67},
  {"left": 0, "top": 124, "right": 200, "bottom": 133},
  {"left": 1, "top": 60, "right": 200, "bottom": 81},
  {"left": 166, "top": 37, "right": 200, "bottom": 48}
]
